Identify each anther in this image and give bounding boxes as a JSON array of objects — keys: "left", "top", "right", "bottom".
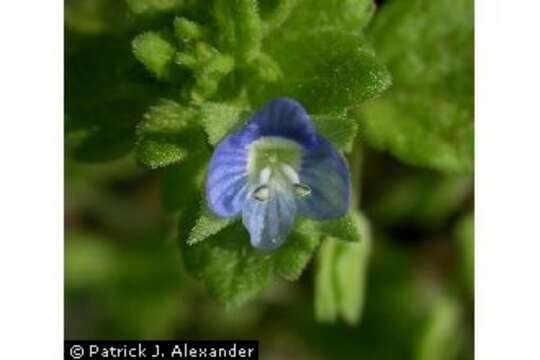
[
  {"left": 253, "top": 185, "right": 270, "bottom": 202},
  {"left": 293, "top": 183, "right": 312, "bottom": 198}
]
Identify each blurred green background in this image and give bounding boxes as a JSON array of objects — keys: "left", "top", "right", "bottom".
[{"left": 65, "top": 0, "right": 474, "bottom": 359}]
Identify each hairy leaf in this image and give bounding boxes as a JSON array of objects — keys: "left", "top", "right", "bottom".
[
  {"left": 261, "top": 29, "right": 391, "bottom": 114},
  {"left": 298, "top": 210, "right": 363, "bottom": 243},
  {"left": 311, "top": 111, "right": 358, "bottom": 152},
  {"left": 182, "top": 221, "right": 320, "bottom": 307},
  {"left": 360, "top": 0, "right": 474, "bottom": 173},
  {"left": 198, "top": 102, "right": 245, "bottom": 145},
  {"left": 133, "top": 32, "right": 177, "bottom": 80}
]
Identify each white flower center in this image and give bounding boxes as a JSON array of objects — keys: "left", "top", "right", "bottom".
[{"left": 246, "top": 137, "right": 311, "bottom": 202}]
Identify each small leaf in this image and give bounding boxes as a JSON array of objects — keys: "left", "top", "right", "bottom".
[
  {"left": 135, "top": 100, "right": 206, "bottom": 168},
  {"left": 312, "top": 111, "right": 358, "bottom": 152},
  {"left": 173, "top": 17, "right": 205, "bottom": 42},
  {"left": 133, "top": 32, "right": 176, "bottom": 80},
  {"left": 298, "top": 210, "right": 363, "bottom": 243},
  {"left": 136, "top": 138, "right": 188, "bottom": 169},
  {"left": 187, "top": 211, "right": 232, "bottom": 245},
  {"left": 139, "top": 99, "right": 196, "bottom": 135},
  {"left": 233, "top": 0, "right": 263, "bottom": 60},
  {"left": 198, "top": 102, "right": 244, "bottom": 145},
  {"left": 182, "top": 221, "right": 320, "bottom": 308},
  {"left": 314, "top": 238, "right": 339, "bottom": 322},
  {"left": 314, "top": 217, "right": 371, "bottom": 325}
]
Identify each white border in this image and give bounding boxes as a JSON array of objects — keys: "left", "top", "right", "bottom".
[
  {"left": 1, "top": 0, "right": 540, "bottom": 358},
  {"left": 476, "top": 0, "right": 540, "bottom": 359},
  {"left": 0, "top": 0, "right": 63, "bottom": 358}
]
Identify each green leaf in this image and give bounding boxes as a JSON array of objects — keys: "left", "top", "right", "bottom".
[
  {"left": 133, "top": 32, "right": 177, "bottom": 80},
  {"left": 282, "top": 0, "right": 376, "bottom": 33},
  {"left": 139, "top": 99, "right": 197, "bottom": 135},
  {"left": 312, "top": 111, "right": 358, "bottom": 152},
  {"left": 135, "top": 138, "right": 189, "bottom": 169},
  {"left": 262, "top": 28, "right": 391, "bottom": 114},
  {"left": 298, "top": 210, "right": 363, "bottom": 243},
  {"left": 126, "top": 0, "right": 184, "bottom": 15},
  {"left": 314, "top": 214, "right": 371, "bottom": 324},
  {"left": 416, "top": 295, "right": 463, "bottom": 360},
  {"left": 182, "top": 221, "right": 320, "bottom": 308},
  {"left": 360, "top": 0, "right": 474, "bottom": 173},
  {"left": 173, "top": 17, "right": 205, "bottom": 42},
  {"left": 187, "top": 211, "right": 232, "bottom": 246},
  {"left": 198, "top": 102, "right": 245, "bottom": 145},
  {"left": 135, "top": 99, "right": 205, "bottom": 168},
  {"left": 233, "top": 0, "right": 263, "bottom": 61}
]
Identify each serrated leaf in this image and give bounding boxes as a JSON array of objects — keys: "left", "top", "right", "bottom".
[
  {"left": 314, "top": 214, "right": 371, "bottom": 324},
  {"left": 360, "top": 0, "right": 474, "bottom": 173},
  {"left": 198, "top": 102, "right": 245, "bottom": 145},
  {"left": 135, "top": 100, "right": 206, "bottom": 169},
  {"left": 261, "top": 28, "right": 391, "bottom": 114},
  {"left": 136, "top": 138, "right": 189, "bottom": 169},
  {"left": 182, "top": 221, "right": 320, "bottom": 308},
  {"left": 133, "top": 32, "right": 176, "bottom": 80},
  {"left": 187, "top": 211, "right": 232, "bottom": 245},
  {"left": 298, "top": 210, "right": 363, "bottom": 243},
  {"left": 140, "top": 99, "right": 197, "bottom": 135}
]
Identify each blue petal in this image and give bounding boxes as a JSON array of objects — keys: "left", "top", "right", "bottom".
[
  {"left": 248, "top": 98, "right": 318, "bottom": 147},
  {"left": 206, "top": 130, "right": 255, "bottom": 217},
  {"left": 242, "top": 186, "right": 297, "bottom": 251},
  {"left": 297, "top": 136, "right": 350, "bottom": 219}
]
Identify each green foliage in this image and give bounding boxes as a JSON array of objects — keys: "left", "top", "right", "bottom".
[
  {"left": 133, "top": 32, "right": 177, "bottom": 80},
  {"left": 65, "top": 1, "right": 473, "bottom": 337},
  {"left": 297, "top": 210, "right": 363, "bottom": 243},
  {"left": 198, "top": 102, "right": 245, "bottom": 145},
  {"left": 263, "top": 29, "right": 391, "bottom": 114},
  {"left": 314, "top": 214, "right": 371, "bottom": 324},
  {"left": 187, "top": 211, "right": 232, "bottom": 245},
  {"left": 126, "top": 0, "right": 184, "bottom": 15},
  {"left": 182, "top": 221, "right": 320, "bottom": 308},
  {"left": 311, "top": 112, "right": 359, "bottom": 152},
  {"left": 416, "top": 296, "right": 463, "bottom": 360},
  {"left": 455, "top": 213, "right": 474, "bottom": 296},
  {"left": 359, "top": 0, "right": 474, "bottom": 173}
]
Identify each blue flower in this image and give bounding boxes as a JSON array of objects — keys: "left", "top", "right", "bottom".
[{"left": 206, "top": 98, "right": 351, "bottom": 251}]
